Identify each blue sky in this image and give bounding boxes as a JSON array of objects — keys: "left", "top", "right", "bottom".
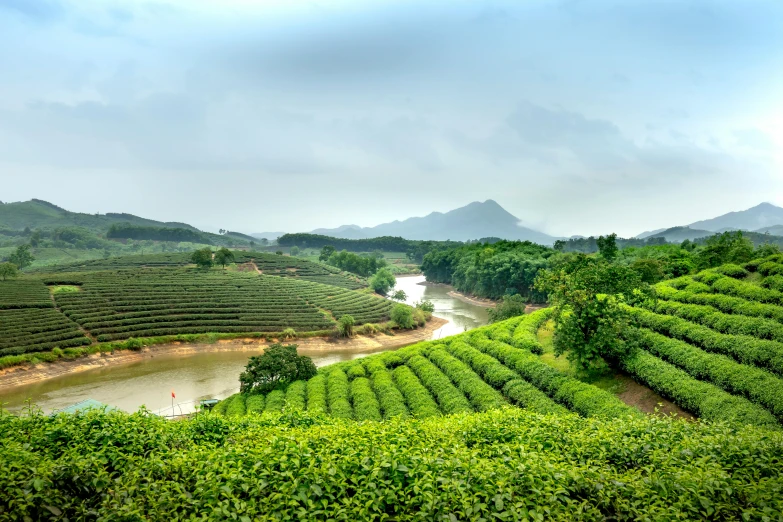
[{"left": 1, "top": 0, "right": 781, "bottom": 236}]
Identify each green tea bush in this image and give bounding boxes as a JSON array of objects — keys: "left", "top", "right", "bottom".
[
  {"left": 391, "top": 366, "right": 440, "bottom": 418},
  {"left": 285, "top": 380, "right": 307, "bottom": 410},
  {"left": 427, "top": 348, "right": 507, "bottom": 412},
  {"left": 762, "top": 275, "right": 783, "bottom": 292},
  {"left": 2, "top": 408, "right": 781, "bottom": 520},
  {"left": 349, "top": 377, "right": 382, "bottom": 421},
  {"left": 634, "top": 328, "right": 783, "bottom": 420},
  {"left": 628, "top": 306, "right": 783, "bottom": 375},
  {"left": 225, "top": 394, "right": 247, "bottom": 417},
  {"left": 365, "top": 359, "right": 409, "bottom": 419},
  {"left": 245, "top": 394, "right": 265, "bottom": 414},
  {"left": 305, "top": 374, "right": 327, "bottom": 412},
  {"left": 619, "top": 346, "right": 778, "bottom": 428},
  {"left": 326, "top": 369, "right": 352, "bottom": 419},
  {"left": 264, "top": 390, "right": 286, "bottom": 412},
  {"left": 405, "top": 355, "right": 473, "bottom": 415},
  {"left": 715, "top": 263, "right": 749, "bottom": 278}
]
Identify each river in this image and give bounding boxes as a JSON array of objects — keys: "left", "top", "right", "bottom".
[{"left": 0, "top": 276, "right": 490, "bottom": 415}]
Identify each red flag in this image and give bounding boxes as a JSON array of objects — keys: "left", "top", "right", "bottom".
[{"left": 171, "top": 390, "right": 175, "bottom": 399}]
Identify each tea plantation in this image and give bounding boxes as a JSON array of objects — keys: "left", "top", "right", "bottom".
[
  {"left": 0, "top": 261, "right": 391, "bottom": 362},
  {"left": 2, "top": 313, "right": 782, "bottom": 520}
]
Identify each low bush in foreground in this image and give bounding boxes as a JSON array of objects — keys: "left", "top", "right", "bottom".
[{"left": 1, "top": 407, "right": 781, "bottom": 520}]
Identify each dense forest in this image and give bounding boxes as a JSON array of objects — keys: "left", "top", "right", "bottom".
[
  {"left": 278, "top": 233, "right": 459, "bottom": 262},
  {"left": 422, "top": 232, "right": 781, "bottom": 301}
]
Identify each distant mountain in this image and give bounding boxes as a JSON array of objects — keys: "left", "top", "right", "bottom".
[
  {"left": 688, "top": 202, "right": 783, "bottom": 232},
  {"left": 0, "top": 199, "right": 253, "bottom": 247},
  {"left": 756, "top": 225, "right": 783, "bottom": 236},
  {"left": 309, "top": 200, "right": 559, "bottom": 244},
  {"left": 635, "top": 228, "right": 668, "bottom": 239},
  {"left": 0, "top": 199, "right": 200, "bottom": 232},
  {"left": 647, "top": 226, "right": 714, "bottom": 243},
  {"left": 251, "top": 232, "right": 286, "bottom": 241}
]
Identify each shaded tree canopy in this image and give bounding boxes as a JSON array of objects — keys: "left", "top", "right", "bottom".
[{"left": 239, "top": 343, "right": 317, "bottom": 394}]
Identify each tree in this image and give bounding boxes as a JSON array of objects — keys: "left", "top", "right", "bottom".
[
  {"left": 260, "top": 238, "right": 269, "bottom": 246},
  {"left": 239, "top": 343, "right": 317, "bottom": 394},
  {"left": 30, "top": 230, "right": 41, "bottom": 247},
  {"left": 8, "top": 245, "right": 34, "bottom": 270},
  {"left": 191, "top": 247, "right": 213, "bottom": 269},
  {"left": 695, "top": 231, "right": 754, "bottom": 270},
  {"left": 337, "top": 315, "right": 355, "bottom": 338},
  {"left": 319, "top": 245, "right": 336, "bottom": 262},
  {"left": 487, "top": 294, "right": 527, "bottom": 323},
  {"left": 250, "top": 241, "right": 256, "bottom": 250},
  {"left": 631, "top": 258, "right": 665, "bottom": 284},
  {"left": 369, "top": 267, "right": 396, "bottom": 295},
  {"left": 535, "top": 256, "right": 650, "bottom": 371},
  {"left": 596, "top": 233, "right": 618, "bottom": 262},
  {"left": 0, "top": 262, "right": 18, "bottom": 281},
  {"left": 290, "top": 246, "right": 300, "bottom": 256},
  {"left": 391, "top": 304, "right": 415, "bottom": 329},
  {"left": 414, "top": 299, "right": 435, "bottom": 313},
  {"left": 391, "top": 290, "right": 407, "bottom": 302},
  {"left": 214, "top": 247, "right": 235, "bottom": 268}
]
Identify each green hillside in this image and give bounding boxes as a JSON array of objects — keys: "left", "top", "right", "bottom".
[
  {"left": 2, "top": 312, "right": 782, "bottom": 519},
  {"left": 0, "top": 253, "right": 396, "bottom": 365},
  {"left": 0, "top": 199, "right": 199, "bottom": 232}
]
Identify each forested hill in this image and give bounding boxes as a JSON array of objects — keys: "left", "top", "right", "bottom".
[{"left": 0, "top": 199, "right": 199, "bottom": 232}]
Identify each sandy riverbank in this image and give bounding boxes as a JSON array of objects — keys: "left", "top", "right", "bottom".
[{"left": 0, "top": 317, "right": 448, "bottom": 390}]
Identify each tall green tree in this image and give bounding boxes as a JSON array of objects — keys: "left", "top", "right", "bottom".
[
  {"left": 369, "top": 267, "right": 396, "bottom": 295},
  {"left": 191, "top": 248, "right": 213, "bottom": 269},
  {"left": 319, "top": 245, "right": 336, "bottom": 262},
  {"left": 535, "top": 256, "right": 650, "bottom": 371},
  {"left": 239, "top": 343, "right": 317, "bottom": 394},
  {"left": 0, "top": 262, "right": 18, "bottom": 281},
  {"left": 8, "top": 244, "right": 34, "bottom": 270},
  {"left": 214, "top": 247, "right": 235, "bottom": 269},
  {"left": 487, "top": 294, "right": 527, "bottom": 323},
  {"left": 596, "top": 233, "right": 618, "bottom": 262}
]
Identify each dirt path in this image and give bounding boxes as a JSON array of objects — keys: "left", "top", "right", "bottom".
[{"left": 0, "top": 317, "right": 448, "bottom": 390}]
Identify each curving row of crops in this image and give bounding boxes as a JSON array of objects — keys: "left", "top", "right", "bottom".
[
  {"left": 44, "top": 267, "right": 391, "bottom": 341},
  {"left": 215, "top": 310, "right": 645, "bottom": 424},
  {"left": 617, "top": 257, "right": 783, "bottom": 429}
]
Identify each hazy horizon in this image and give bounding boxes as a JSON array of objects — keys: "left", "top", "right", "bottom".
[{"left": 1, "top": 0, "right": 781, "bottom": 237}]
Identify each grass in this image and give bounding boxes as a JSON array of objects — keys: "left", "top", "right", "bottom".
[
  {"left": 537, "top": 320, "right": 627, "bottom": 395},
  {"left": 49, "top": 285, "right": 80, "bottom": 294}
]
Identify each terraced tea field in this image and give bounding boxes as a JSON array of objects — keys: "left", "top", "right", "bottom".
[
  {"left": 215, "top": 311, "right": 643, "bottom": 423},
  {"left": 0, "top": 266, "right": 392, "bottom": 358},
  {"left": 35, "top": 251, "right": 366, "bottom": 289},
  {"left": 613, "top": 255, "right": 783, "bottom": 427}
]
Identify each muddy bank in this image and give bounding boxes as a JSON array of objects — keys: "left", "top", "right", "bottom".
[{"left": 0, "top": 317, "right": 447, "bottom": 390}]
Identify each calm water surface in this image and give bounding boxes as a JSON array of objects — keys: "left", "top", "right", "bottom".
[{"left": 0, "top": 275, "right": 489, "bottom": 414}]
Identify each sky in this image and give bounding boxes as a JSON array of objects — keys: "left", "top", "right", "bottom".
[{"left": 1, "top": 0, "right": 782, "bottom": 237}]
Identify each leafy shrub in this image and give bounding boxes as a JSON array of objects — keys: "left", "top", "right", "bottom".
[
  {"left": 487, "top": 294, "right": 527, "bottom": 323},
  {"left": 391, "top": 304, "right": 414, "bottom": 329},
  {"left": 245, "top": 394, "right": 265, "bottom": 414},
  {"left": 392, "top": 366, "right": 441, "bottom": 418},
  {"left": 415, "top": 299, "right": 435, "bottom": 312},
  {"left": 337, "top": 315, "right": 355, "bottom": 338},
  {"left": 715, "top": 264, "right": 749, "bottom": 279},
  {"left": 349, "top": 377, "right": 382, "bottom": 421},
  {"left": 285, "top": 380, "right": 307, "bottom": 411},
  {"left": 125, "top": 337, "right": 143, "bottom": 350},
  {"left": 326, "top": 370, "right": 352, "bottom": 419},
  {"left": 305, "top": 374, "right": 327, "bottom": 412},
  {"left": 280, "top": 328, "right": 297, "bottom": 340}
]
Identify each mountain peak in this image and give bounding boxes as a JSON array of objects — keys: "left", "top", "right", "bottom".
[
  {"left": 688, "top": 202, "right": 783, "bottom": 232},
  {"left": 309, "top": 200, "right": 557, "bottom": 244}
]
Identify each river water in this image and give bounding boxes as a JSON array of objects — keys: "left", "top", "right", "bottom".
[{"left": 0, "top": 276, "right": 490, "bottom": 414}]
